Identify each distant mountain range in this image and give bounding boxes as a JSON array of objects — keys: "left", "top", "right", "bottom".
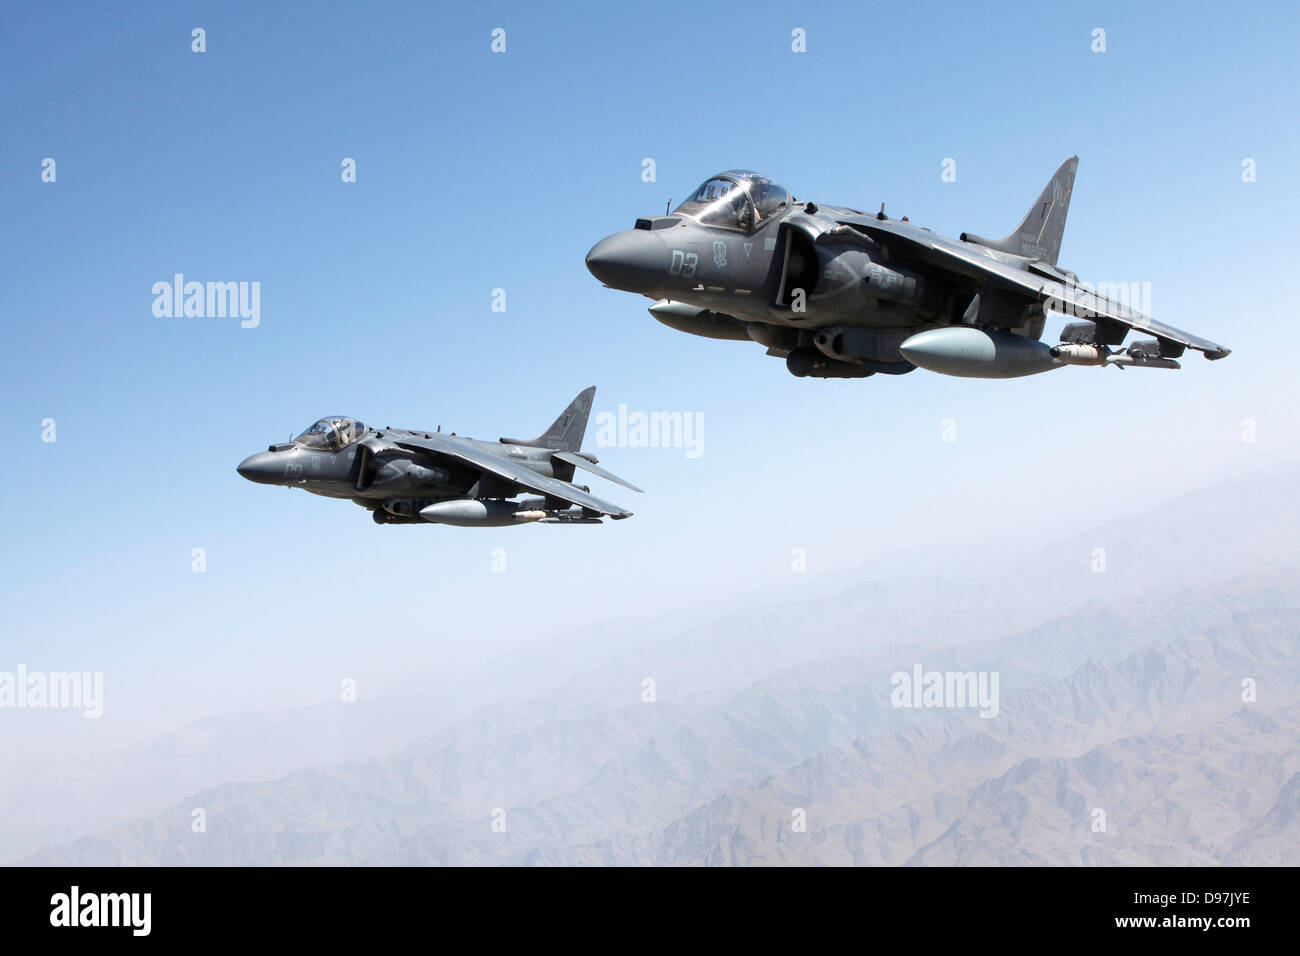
[{"left": 10, "top": 465, "right": 1300, "bottom": 866}]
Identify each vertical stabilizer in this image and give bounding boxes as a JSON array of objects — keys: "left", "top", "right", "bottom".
[
  {"left": 961, "top": 156, "right": 1077, "bottom": 264},
  {"left": 513, "top": 387, "right": 595, "bottom": 452}
]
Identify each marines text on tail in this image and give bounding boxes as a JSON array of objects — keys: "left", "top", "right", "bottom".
[
  {"left": 237, "top": 387, "right": 641, "bottom": 527},
  {"left": 586, "top": 158, "right": 1229, "bottom": 380}
]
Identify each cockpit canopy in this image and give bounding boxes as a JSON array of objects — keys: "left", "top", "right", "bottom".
[
  {"left": 295, "top": 416, "right": 366, "bottom": 450},
  {"left": 672, "top": 171, "right": 792, "bottom": 232}
]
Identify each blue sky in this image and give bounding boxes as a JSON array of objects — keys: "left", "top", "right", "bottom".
[{"left": 2, "top": 0, "right": 1297, "bottom": 753}]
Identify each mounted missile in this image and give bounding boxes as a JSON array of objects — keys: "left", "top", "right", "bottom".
[
  {"left": 1049, "top": 343, "right": 1109, "bottom": 365},
  {"left": 1050, "top": 342, "right": 1181, "bottom": 370}
]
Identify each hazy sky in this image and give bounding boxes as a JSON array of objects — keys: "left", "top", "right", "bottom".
[{"left": 2, "top": 1, "right": 1298, "bottom": 756}]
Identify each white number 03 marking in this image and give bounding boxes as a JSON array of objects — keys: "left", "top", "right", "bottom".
[{"left": 669, "top": 250, "right": 698, "bottom": 277}]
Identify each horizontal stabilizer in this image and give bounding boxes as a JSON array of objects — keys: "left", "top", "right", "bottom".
[{"left": 553, "top": 451, "right": 644, "bottom": 493}]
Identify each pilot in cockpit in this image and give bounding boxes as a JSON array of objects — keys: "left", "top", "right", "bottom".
[{"left": 733, "top": 188, "right": 755, "bottom": 232}]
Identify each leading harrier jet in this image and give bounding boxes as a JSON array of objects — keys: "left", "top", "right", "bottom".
[{"left": 586, "top": 158, "right": 1229, "bottom": 379}]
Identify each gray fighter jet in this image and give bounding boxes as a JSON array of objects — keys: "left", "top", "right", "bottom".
[
  {"left": 236, "top": 387, "right": 641, "bottom": 526},
  {"left": 586, "top": 159, "right": 1230, "bottom": 379}
]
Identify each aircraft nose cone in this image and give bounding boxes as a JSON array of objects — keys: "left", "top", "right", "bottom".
[
  {"left": 585, "top": 230, "right": 667, "bottom": 293},
  {"left": 237, "top": 451, "right": 281, "bottom": 484}
]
